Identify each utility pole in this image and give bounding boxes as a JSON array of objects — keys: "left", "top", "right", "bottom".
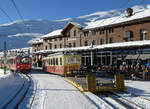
[{"left": 4, "top": 41, "right": 7, "bottom": 74}]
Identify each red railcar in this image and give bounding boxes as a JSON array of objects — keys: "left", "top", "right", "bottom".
[{"left": 0, "top": 56, "right": 32, "bottom": 73}]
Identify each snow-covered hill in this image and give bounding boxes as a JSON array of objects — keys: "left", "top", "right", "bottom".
[{"left": 0, "top": 4, "right": 148, "bottom": 50}]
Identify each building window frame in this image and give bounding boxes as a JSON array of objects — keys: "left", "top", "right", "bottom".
[
  {"left": 84, "top": 41, "right": 88, "bottom": 46},
  {"left": 73, "top": 42, "right": 76, "bottom": 47},
  {"left": 109, "top": 37, "right": 114, "bottom": 43},
  {"left": 140, "top": 29, "right": 147, "bottom": 40},
  {"left": 60, "top": 44, "right": 62, "bottom": 48},
  {"left": 100, "top": 39, "right": 104, "bottom": 44},
  {"left": 92, "top": 30, "right": 96, "bottom": 36},
  {"left": 74, "top": 30, "right": 76, "bottom": 37},
  {"left": 124, "top": 31, "right": 134, "bottom": 42},
  {"left": 54, "top": 44, "right": 57, "bottom": 49}
]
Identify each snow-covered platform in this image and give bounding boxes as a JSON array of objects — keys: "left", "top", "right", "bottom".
[{"left": 30, "top": 70, "right": 98, "bottom": 109}]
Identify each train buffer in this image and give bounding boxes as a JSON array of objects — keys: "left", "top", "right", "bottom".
[{"left": 66, "top": 74, "right": 126, "bottom": 93}]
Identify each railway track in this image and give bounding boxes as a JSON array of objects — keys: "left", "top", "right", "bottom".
[
  {"left": 112, "top": 91, "right": 150, "bottom": 109},
  {"left": 99, "top": 93, "right": 136, "bottom": 109},
  {"left": 98, "top": 92, "right": 148, "bottom": 109},
  {"left": 124, "top": 91, "right": 150, "bottom": 102},
  {"left": 1, "top": 73, "right": 37, "bottom": 109}
]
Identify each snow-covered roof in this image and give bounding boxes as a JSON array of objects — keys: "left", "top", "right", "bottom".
[
  {"left": 85, "top": 7, "right": 150, "bottom": 29},
  {"left": 62, "top": 22, "right": 82, "bottom": 33},
  {"left": 34, "top": 40, "right": 150, "bottom": 54},
  {"left": 31, "top": 38, "right": 43, "bottom": 44},
  {"left": 42, "top": 29, "right": 63, "bottom": 39},
  {"left": 95, "top": 40, "right": 150, "bottom": 49}
]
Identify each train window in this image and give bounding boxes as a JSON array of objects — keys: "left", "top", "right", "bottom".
[
  {"left": 53, "top": 58, "right": 55, "bottom": 65},
  {"left": 13, "top": 59, "right": 15, "bottom": 64},
  {"left": 49, "top": 59, "right": 50, "bottom": 65},
  {"left": 46, "top": 60, "right": 48, "bottom": 65},
  {"left": 49, "top": 59, "right": 51, "bottom": 65},
  {"left": 60, "top": 57, "right": 62, "bottom": 65},
  {"left": 17, "top": 58, "right": 21, "bottom": 64},
  {"left": 56, "top": 58, "right": 58, "bottom": 65},
  {"left": 22, "top": 58, "right": 30, "bottom": 64},
  {"left": 51, "top": 59, "right": 52, "bottom": 65}
]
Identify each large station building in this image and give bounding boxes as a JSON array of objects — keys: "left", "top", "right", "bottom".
[{"left": 32, "top": 8, "right": 150, "bottom": 70}]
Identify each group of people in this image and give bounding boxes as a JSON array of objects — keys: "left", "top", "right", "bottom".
[{"left": 80, "top": 62, "right": 150, "bottom": 80}]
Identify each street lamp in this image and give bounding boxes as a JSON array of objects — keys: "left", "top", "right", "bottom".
[{"left": 90, "top": 40, "right": 94, "bottom": 73}]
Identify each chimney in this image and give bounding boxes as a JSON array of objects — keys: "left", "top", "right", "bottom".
[{"left": 126, "top": 8, "right": 133, "bottom": 17}]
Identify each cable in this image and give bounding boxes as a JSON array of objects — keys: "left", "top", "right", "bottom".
[
  {"left": 11, "top": 0, "right": 30, "bottom": 32},
  {"left": 11, "top": 0, "right": 25, "bottom": 24},
  {"left": 0, "top": 7, "right": 13, "bottom": 22}
]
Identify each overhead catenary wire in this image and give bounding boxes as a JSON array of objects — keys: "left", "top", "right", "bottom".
[
  {"left": 11, "top": 0, "right": 30, "bottom": 32},
  {"left": 0, "top": 7, "right": 13, "bottom": 22},
  {"left": 11, "top": 0, "right": 25, "bottom": 24}
]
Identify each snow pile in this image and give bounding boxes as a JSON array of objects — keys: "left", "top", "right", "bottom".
[
  {"left": 0, "top": 69, "right": 4, "bottom": 77},
  {"left": 0, "top": 72, "right": 24, "bottom": 108},
  {"left": 0, "top": 69, "right": 11, "bottom": 77}
]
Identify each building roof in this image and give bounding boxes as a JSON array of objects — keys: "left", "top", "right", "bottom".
[
  {"left": 85, "top": 7, "right": 150, "bottom": 29},
  {"left": 42, "top": 29, "right": 63, "bottom": 39},
  {"left": 31, "top": 38, "right": 43, "bottom": 44},
  {"left": 95, "top": 40, "right": 150, "bottom": 49},
  {"left": 62, "top": 22, "right": 82, "bottom": 34}
]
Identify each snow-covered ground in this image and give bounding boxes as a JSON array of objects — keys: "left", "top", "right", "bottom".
[
  {"left": 1, "top": 69, "right": 150, "bottom": 109},
  {"left": 125, "top": 80, "right": 150, "bottom": 99},
  {"left": 0, "top": 69, "right": 27, "bottom": 108},
  {"left": 0, "top": 69, "right": 11, "bottom": 77}
]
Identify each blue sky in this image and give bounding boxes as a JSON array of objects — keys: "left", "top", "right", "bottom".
[{"left": 0, "top": 0, "right": 150, "bottom": 24}]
